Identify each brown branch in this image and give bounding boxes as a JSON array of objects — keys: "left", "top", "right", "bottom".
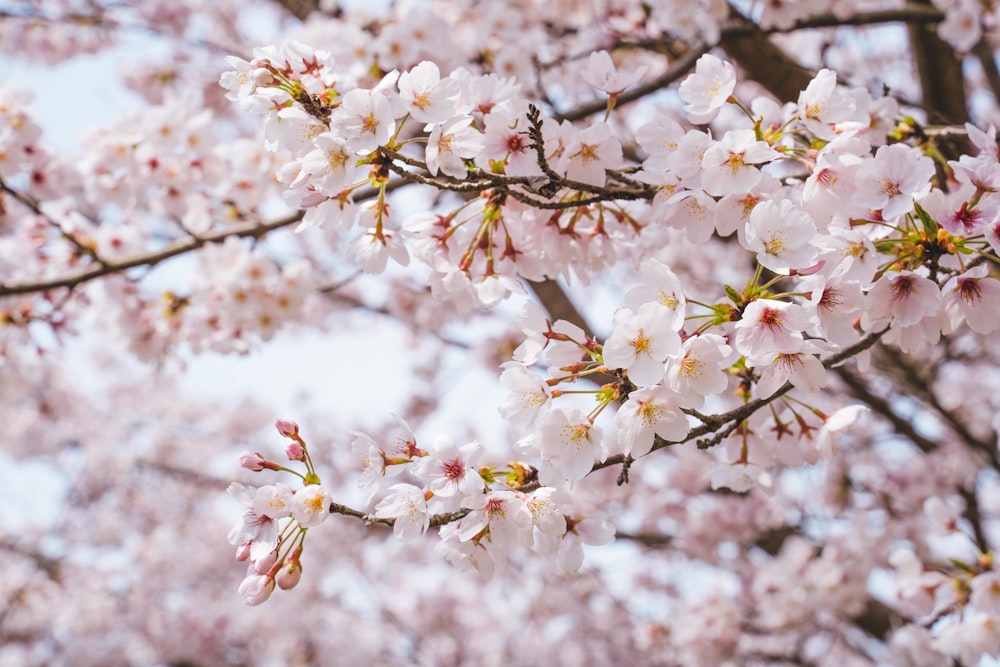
[
  {"left": 907, "top": 0, "right": 970, "bottom": 158},
  {"left": 740, "top": 4, "right": 944, "bottom": 34},
  {"left": 0, "top": 182, "right": 397, "bottom": 298},
  {"left": 1, "top": 180, "right": 105, "bottom": 266},
  {"left": 0, "top": 539, "right": 61, "bottom": 580},
  {"left": 269, "top": 0, "right": 321, "bottom": 21},
  {"left": 719, "top": 13, "right": 814, "bottom": 104},
  {"left": 973, "top": 39, "right": 1000, "bottom": 112},
  {"left": 556, "top": 45, "right": 709, "bottom": 122},
  {"left": 591, "top": 328, "right": 889, "bottom": 476},
  {"left": 0, "top": 212, "right": 303, "bottom": 297},
  {"left": 833, "top": 366, "right": 938, "bottom": 453},
  {"left": 882, "top": 346, "right": 997, "bottom": 458}
]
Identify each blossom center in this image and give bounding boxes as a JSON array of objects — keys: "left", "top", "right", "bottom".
[{"left": 441, "top": 458, "right": 465, "bottom": 480}]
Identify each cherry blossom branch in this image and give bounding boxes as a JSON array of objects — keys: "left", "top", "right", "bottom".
[
  {"left": 0, "top": 181, "right": 408, "bottom": 298},
  {"left": 325, "top": 329, "right": 890, "bottom": 533},
  {"left": 0, "top": 212, "right": 303, "bottom": 297},
  {"left": 882, "top": 346, "right": 997, "bottom": 457},
  {"left": 378, "top": 144, "right": 654, "bottom": 205},
  {"left": 0, "top": 539, "right": 61, "bottom": 580},
  {"left": 973, "top": 39, "right": 1000, "bottom": 108},
  {"left": 833, "top": 366, "right": 939, "bottom": 454},
  {"left": 0, "top": 5, "right": 244, "bottom": 56},
  {"left": 0, "top": 179, "right": 106, "bottom": 266},
  {"left": 730, "top": 4, "right": 944, "bottom": 34},
  {"left": 593, "top": 328, "right": 890, "bottom": 481},
  {"left": 555, "top": 45, "right": 709, "bottom": 122}
]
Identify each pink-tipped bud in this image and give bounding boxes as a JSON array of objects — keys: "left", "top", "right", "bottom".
[
  {"left": 239, "top": 451, "right": 270, "bottom": 471},
  {"left": 275, "top": 419, "right": 300, "bottom": 438},
  {"left": 238, "top": 574, "right": 275, "bottom": 606},
  {"left": 285, "top": 441, "right": 306, "bottom": 462},
  {"left": 276, "top": 560, "right": 303, "bottom": 590},
  {"left": 249, "top": 549, "right": 278, "bottom": 575},
  {"left": 235, "top": 541, "right": 252, "bottom": 561}
]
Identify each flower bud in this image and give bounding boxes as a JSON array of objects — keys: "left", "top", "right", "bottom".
[
  {"left": 276, "top": 560, "right": 302, "bottom": 590},
  {"left": 238, "top": 574, "right": 275, "bottom": 606},
  {"left": 239, "top": 451, "right": 269, "bottom": 471},
  {"left": 235, "top": 541, "right": 252, "bottom": 562},
  {"left": 275, "top": 419, "right": 299, "bottom": 438},
  {"left": 285, "top": 441, "right": 306, "bottom": 462},
  {"left": 249, "top": 549, "right": 278, "bottom": 575}
]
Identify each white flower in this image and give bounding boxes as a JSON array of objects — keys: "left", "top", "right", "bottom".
[
  {"left": 332, "top": 88, "right": 397, "bottom": 154},
  {"left": 398, "top": 61, "right": 458, "bottom": 124},
  {"left": 525, "top": 487, "right": 568, "bottom": 539},
  {"left": 374, "top": 483, "right": 430, "bottom": 540},
  {"left": 854, "top": 144, "right": 935, "bottom": 220},
  {"left": 498, "top": 361, "right": 552, "bottom": 426},
  {"left": 252, "top": 483, "right": 294, "bottom": 520},
  {"left": 348, "top": 228, "right": 410, "bottom": 274},
  {"left": 412, "top": 435, "right": 484, "bottom": 499},
  {"left": 678, "top": 54, "right": 737, "bottom": 123},
  {"left": 942, "top": 265, "right": 1000, "bottom": 334},
  {"left": 290, "top": 484, "right": 333, "bottom": 527},
  {"left": 300, "top": 132, "right": 358, "bottom": 195},
  {"left": 564, "top": 122, "right": 623, "bottom": 186},
  {"left": 603, "top": 302, "right": 680, "bottom": 387},
  {"left": 625, "top": 258, "right": 687, "bottom": 331},
  {"left": 558, "top": 516, "right": 615, "bottom": 573},
  {"left": 536, "top": 408, "right": 606, "bottom": 484},
  {"left": 615, "top": 386, "right": 689, "bottom": 458},
  {"left": 734, "top": 299, "right": 811, "bottom": 357},
  {"left": 700, "top": 129, "right": 779, "bottom": 197},
  {"left": 579, "top": 50, "right": 647, "bottom": 95},
  {"left": 742, "top": 199, "right": 819, "bottom": 274},
  {"left": 426, "top": 116, "right": 484, "bottom": 178},
  {"left": 747, "top": 340, "right": 827, "bottom": 397},
  {"left": 458, "top": 490, "right": 533, "bottom": 548},
  {"left": 666, "top": 333, "right": 733, "bottom": 401},
  {"left": 864, "top": 270, "right": 940, "bottom": 329},
  {"left": 797, "top": 69, "right": 856, "bottom": 140}
]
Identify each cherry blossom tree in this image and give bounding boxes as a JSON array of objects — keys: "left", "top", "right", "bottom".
[{"left": 4, "top": 1, "right": 1000, "bottom": 665}]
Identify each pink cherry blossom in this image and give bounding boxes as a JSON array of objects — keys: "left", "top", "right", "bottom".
[
  {"left": 734, "top": 299, "right": 811, "bottom": 357},
  {"left": 579, "top": 50, "right": 647, "bottom": 96},
  {"left": 942, "top": 265, "right": 1000, "bottom": 334},
  {"left": 796, "top": 68, "right": 856, "bottom": 140},
  {"left": 374, "top": 483, "right": 431, "bottom": 539},
  {"left": 615, "top": 386, "right": 689, "bottom": 458},
  {"left": 289, "top": 484, "right": 333, "bottom": 527},
  {"left": 854, "top": 144, "right": 935, "bottom": 220},
  {"left": 603, "top": 303, "right": 680, "bottom": 387},
  {"left": 678, "top": 53, "right": 736, "bottom": 123},
  {"left": 742, "top": 198, "right": 819, "bottom": 274},
  {"left": 864, "top": 270, "right": 941, "bottom": 329}
]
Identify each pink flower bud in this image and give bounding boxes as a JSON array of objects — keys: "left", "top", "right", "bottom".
[
  {"left": 276, "top": 560, "right": 302, "bottom": 590},
  {"left": 238, "top": 574, "right": 275, "bottom": 606},
  {"left": 239, "top": 451, "right": 268, "bottom": 471},
  {"left": 249, "top": 549, "right": 278, "bottom": 575},
  {"left": 275, "top": 419, "right": 299, "bottom": 438},
  {"left": 285, "top": 441, "right": 306, "bottom": 462},
  {"left": 235, "top": 541, "right": 252, "bottom": 562}
]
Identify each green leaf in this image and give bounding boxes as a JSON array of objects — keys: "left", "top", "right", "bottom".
[{"left": 913, "top": 201, "right": 938, "bottom": 237}]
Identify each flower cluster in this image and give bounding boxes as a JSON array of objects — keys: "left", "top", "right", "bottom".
[
  {"left": 219, "top": 51, "right": 1000, "bottom": 658},
  {"left": 219, "top": 44, "right": 640, "bottom": 310},
  {"left": 227, "top": 419, "right": 333, "bottom": 605}
]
